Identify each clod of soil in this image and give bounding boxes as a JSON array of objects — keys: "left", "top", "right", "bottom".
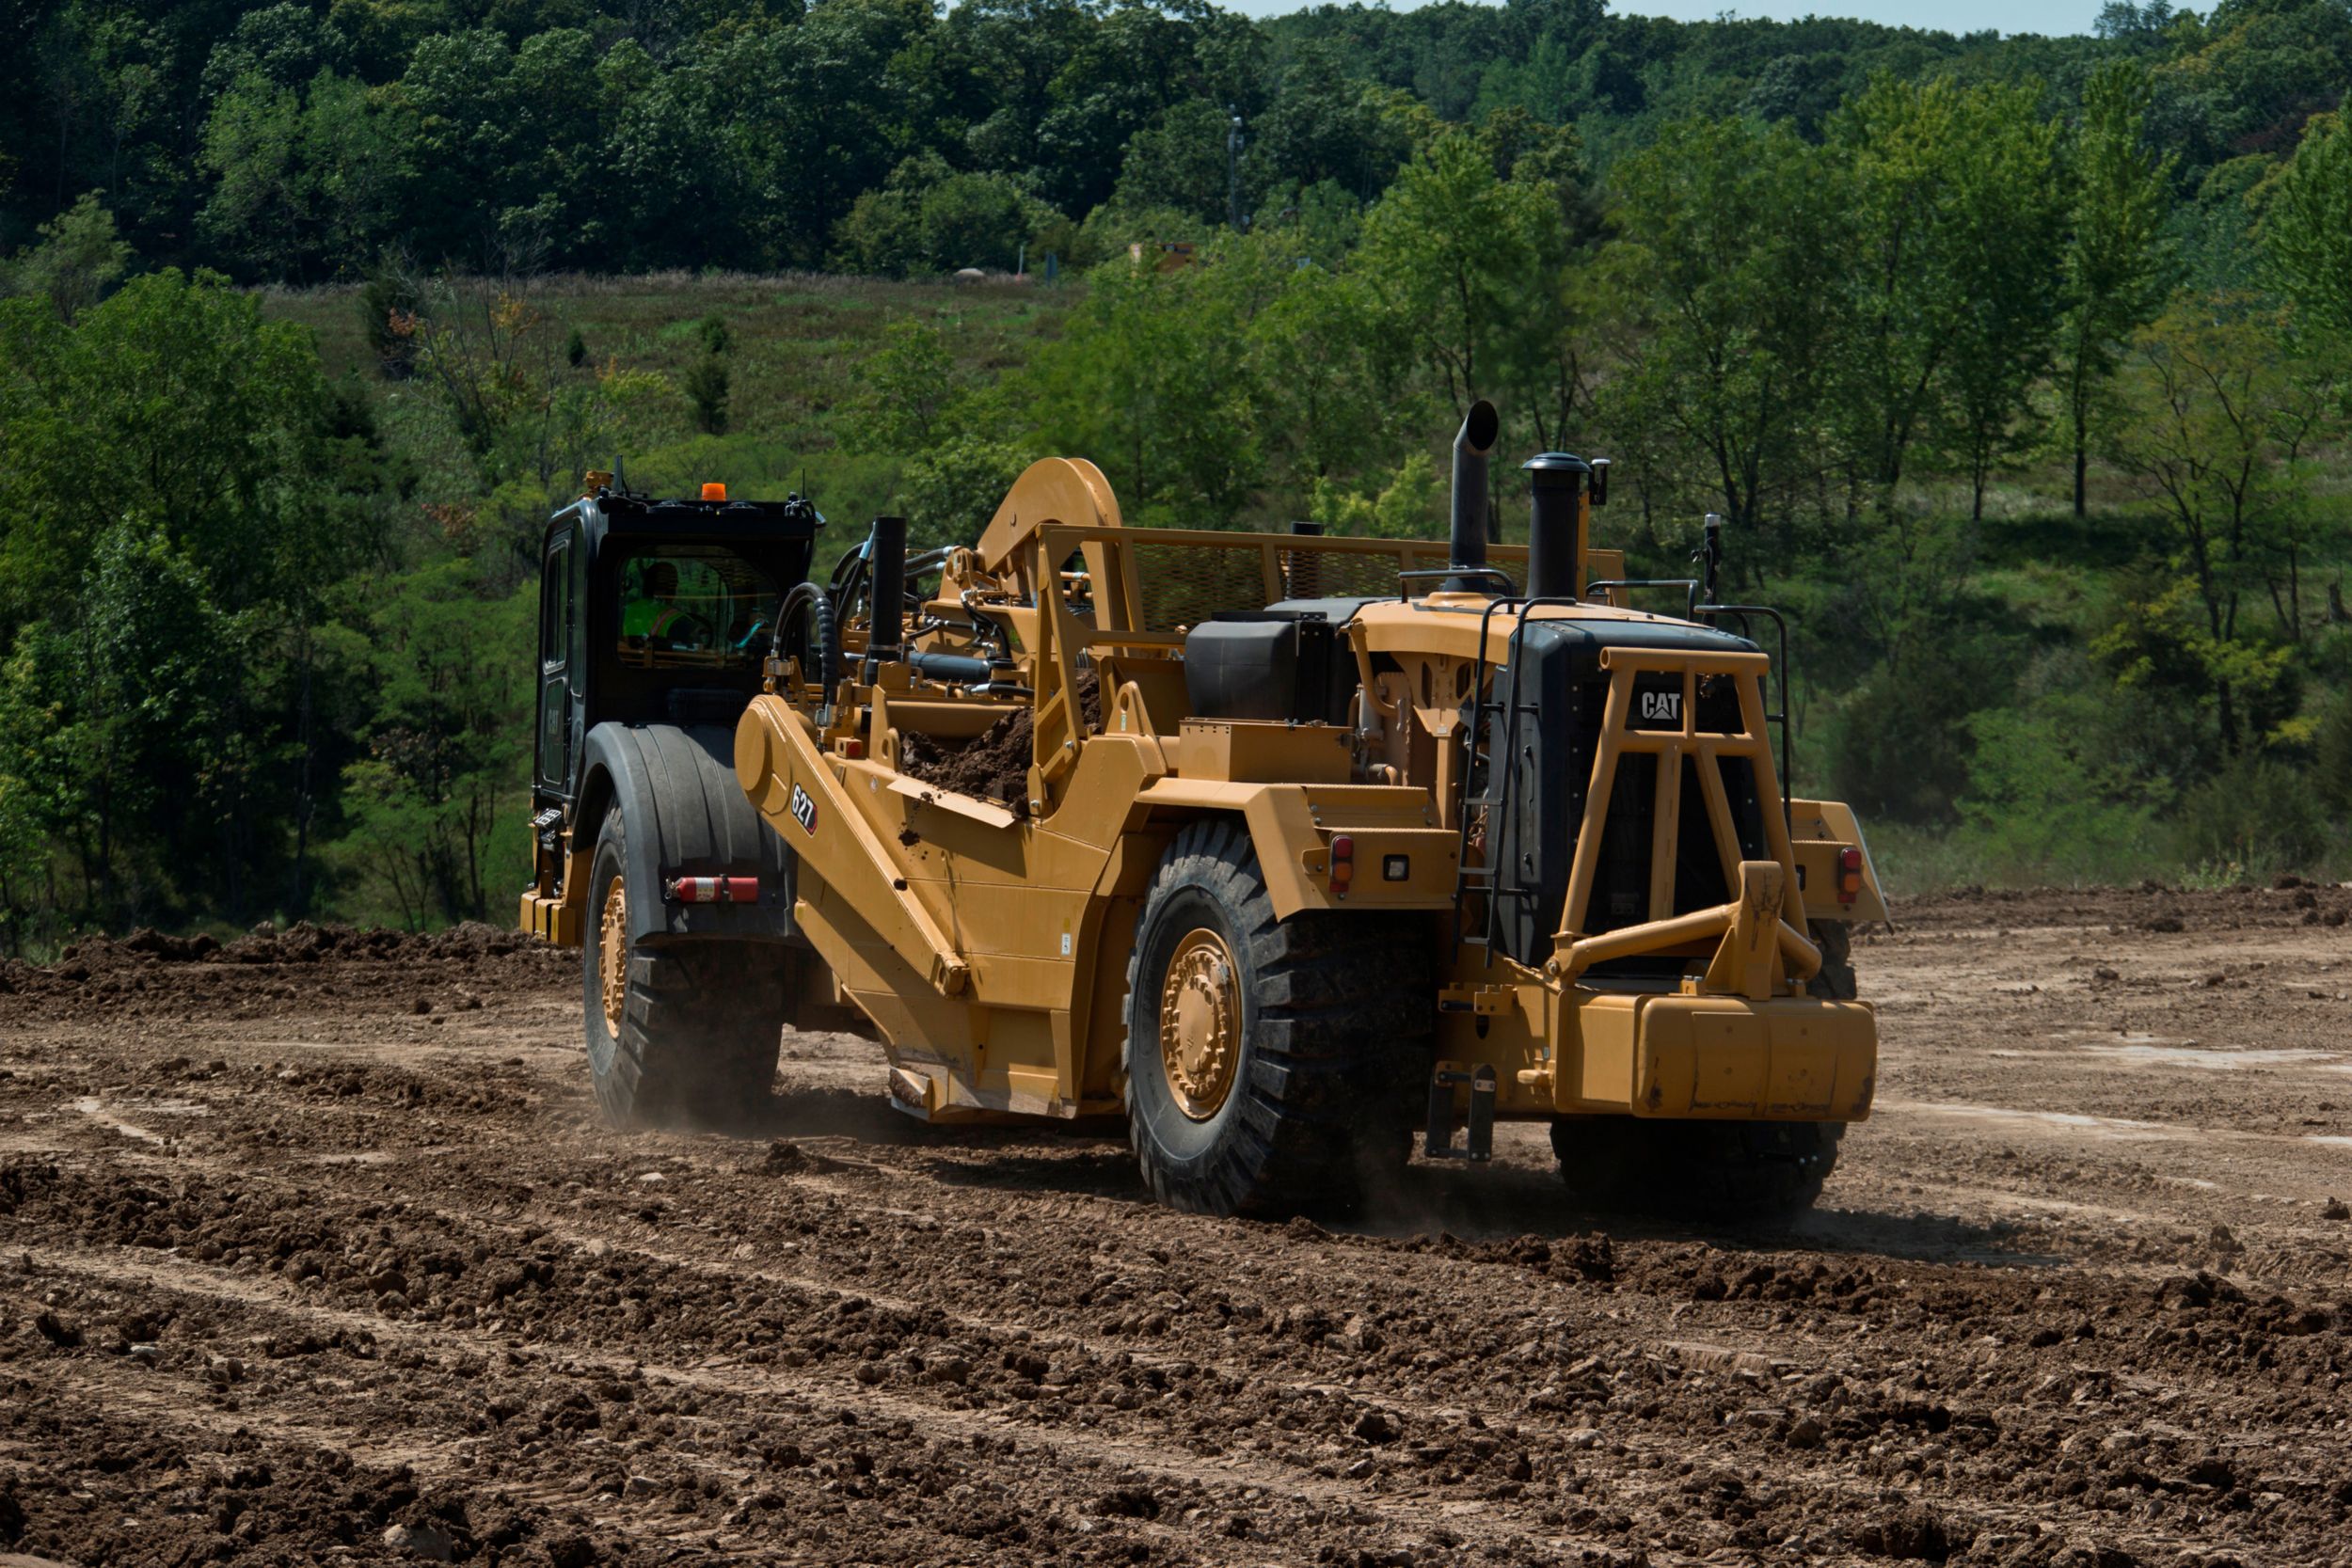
[
  {"left": 1853, "top": 1504, "right": 1970, "bottom": 1561},
  {"left": 898, "top": 669, "right": 1101, "bottom": 819}
]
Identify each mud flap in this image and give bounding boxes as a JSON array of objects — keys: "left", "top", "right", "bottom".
[
  {"left": 1424, "top": 1060, "right": 1497, "bottom": 1162},
  {"left": 585, "top": 721, "right": 798, "bottom": 945}
]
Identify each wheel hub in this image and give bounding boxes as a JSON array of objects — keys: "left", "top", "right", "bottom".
[
  {"left": 1159, "top": 927, "right": 1239, "bottom": 1120},
  {"left": 598, "top": 877, "right": 628, "bottom": 1037}
]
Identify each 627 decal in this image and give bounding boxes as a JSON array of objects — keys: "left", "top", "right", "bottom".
[{"left": 788, "top": 783, "right": 818, "bottom": 836}]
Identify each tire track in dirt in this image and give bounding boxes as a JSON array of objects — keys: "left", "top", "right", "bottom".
[
  {"left": 16, "top": 1240, "right": 1650, "bottom": 1563},
  {"left": 5, "top": 893, "right": 2352, "bottom": 1566}
]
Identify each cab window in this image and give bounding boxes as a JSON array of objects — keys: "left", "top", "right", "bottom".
[
  {"left": 541, "top": 536, "right": 573, "bottom": 670},
  {"left": 613, "top": 546, "right": 780, "bottom": 668}
]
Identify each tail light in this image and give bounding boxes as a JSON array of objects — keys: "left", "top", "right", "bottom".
[
  {"left": 666, "top": 876, "right": 759, "bottom": 905},
  {"left": 1836, "top": 847, "right": 1863, "bottom": 906},
  {"left": 1328, "top": 835, "right": 1354, "bottom": 895}
]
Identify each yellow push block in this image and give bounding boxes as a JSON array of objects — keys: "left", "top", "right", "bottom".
[{"left": 1566, "top": 991, "right": 1875, "bottom": 1121}]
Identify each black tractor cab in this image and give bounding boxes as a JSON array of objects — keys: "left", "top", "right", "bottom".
[{"left": 531, "top": 480, "right": 824, "bottom": 810}]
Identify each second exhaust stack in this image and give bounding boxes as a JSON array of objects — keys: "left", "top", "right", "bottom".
[
  {"left": 1522, "top": 452, "right": 1593, "bottom": 601},
  {"left": 1448, "top": 400, "right": 1501, "bottom": 587}
]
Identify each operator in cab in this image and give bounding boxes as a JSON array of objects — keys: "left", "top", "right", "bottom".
[{"left": 622, "top": 561, "right": 703, "bottom": 648}]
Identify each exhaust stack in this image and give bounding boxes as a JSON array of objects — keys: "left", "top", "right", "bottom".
[
  {"left": 1522, "top": 452, "right": 1593, "bottom": 601},
  {"left": 1448, "top": 400, "right": 1501, "bottom": 587}
]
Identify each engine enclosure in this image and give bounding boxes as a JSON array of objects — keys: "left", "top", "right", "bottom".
[{"left": 1481, "top": 617, "right": 1771, "bottom": 970}]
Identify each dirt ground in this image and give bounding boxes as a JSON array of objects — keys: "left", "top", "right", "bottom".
[{"left": 3, "top": 888, "right": 2349, "bottom": 1568}]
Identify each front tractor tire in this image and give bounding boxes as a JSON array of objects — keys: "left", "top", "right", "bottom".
[
  {"left": 1551, "top": 919, "right": 1858, "bottom": 1222},
  {"left": 1806, "top": 918, "right": 1857, "bottom": 1003},
  {"left": 582, "top": 809, "right": 788, "bottom": 1128},
  {"left": 1122, "top": 821, "right": 1429, "bottom": 1217},
  {"left": 1550, "top": 1117, "right": 1843, "bottom": 1222}
]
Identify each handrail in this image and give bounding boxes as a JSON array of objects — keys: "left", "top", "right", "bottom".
[
  {"left": 1583, "top": 578, "right": 1798, "bottom": 824},
  {"left": 1584, "top": 577, "right": 1702, "bottom": 619},
  {"left": 1035, "top": 520, "right": 1535, "bottom": 560},
  {"left": 1696, "top": 602, "right": 1793, "bottom": 821},
  {"left": 1450, "top": 594, "right": 1586, "bottom": 953},
  {"left": 1398, "top": 565, "right": 1520, "bottom": 597}
]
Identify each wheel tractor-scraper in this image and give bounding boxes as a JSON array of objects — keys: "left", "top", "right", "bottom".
[{"left": 519, "top": 406, "right": 1886, "bottom": 1217}]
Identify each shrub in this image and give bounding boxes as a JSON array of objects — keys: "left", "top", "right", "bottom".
[
  {"left": 358, "top": 267, "right": 421, "bottom": 380},
  {"left": 680, "top": 354, "right": 729, "bottom": 436},
  {"left": 2171, "top": 753, "right": 2328, "bottom": 881},
  {"left": 1950, "top": 702, "right": 2163, "bottom": 883}
]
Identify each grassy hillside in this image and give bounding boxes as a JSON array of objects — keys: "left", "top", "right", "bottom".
[{"left": 262, "top": 271, "right": 1071, "bottom": 531}]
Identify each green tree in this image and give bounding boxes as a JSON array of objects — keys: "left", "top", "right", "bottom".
[
  {"left": 739, "top": 0, "right": 938, "bottom": 269},
  {"left": 0, "top": 270, "right": 335, "bottom": 620},
  {"left": 681, "top": 352, "right": 730, "bottom": 436},
  {"left": 2058, "top": 60, "right": 2175, "bottom": 518},
  {"left": 841, "top": 317, "right": 959, "bottom": 455},
  {"left": 2262, "top": 110, "right": 2352, "bottom": 340},
  {"left": 833, "top": 156, "right": 1057, "bottom": 277},
  {"left": 1597, "top": 117, "right": 1851, "bottom": 549},
  {"left": 1834, "top": 75, "right": 2064, "bottom": 515},
  {"left": 199, "top": 70, "right": 413, "bottom": 281},
  {"left": 1307, "top": 451, "right": 1442, "bottom": 540},
  {"left": 0, "top": 264, "right": 399, "bottom": 930},
  {"left": 0, "top": 522, "right": 269, "bottom": 929},
  {"left": 199, "top": 2, "right": 350, "bottom": 99},
  {"left": 1245, "top": 258, "right": 1401, "bottom": 489},
  {"left": 2106, "top": 297, "right": 2334, "bottom": 751},
  {"left": 1357, "top": 129, "right": 1567, "bottom": 436},
  {"left": 1025, "top": 252, "right": 1262, "bottom": 526},
  {"left": 5, "top": 190, "right": 131, "bottom": 320},
  {"left": 197, "top": 72, "right": 309, "bottom": 277},
  {"left": 1112, "top": 98, "right": 1234, "bottom": 226},
  {"left": 898, "top": 425, "right": 1031, "bottom": 550},
  {"left": 837, "top": 315, "right": 1029, "bottom": 543},
  {"left": 1254, "top": 42, "right": 1419, "bottom": 198},
  {"left": 330, "top": 562, "right": 531, "bottom": 927}
]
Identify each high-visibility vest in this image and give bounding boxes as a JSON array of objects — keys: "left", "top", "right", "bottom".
[{"left": 623, "top": 599, "right": 686, "bottom": 640}]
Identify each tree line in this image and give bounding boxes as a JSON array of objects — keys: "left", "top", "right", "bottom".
[{"left": 7, "top": 0, "right": 2349, "bottom": 283}]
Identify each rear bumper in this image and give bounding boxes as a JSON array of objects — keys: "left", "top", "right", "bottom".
[
  {"left": 1568, "top": 991, "right": 1875, "bottom": 1121},
  {"left": 520, "top": 885, "right": 581, "bottom": 947}
]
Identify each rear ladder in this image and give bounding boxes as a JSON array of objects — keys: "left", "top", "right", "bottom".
[{"left": 1449, "top": 596, "right": 1581, "bottom": 955}]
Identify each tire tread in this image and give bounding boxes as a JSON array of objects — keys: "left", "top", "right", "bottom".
[
  {"left": 1124, "top": 821, "right": 1431, "bottom": 1216},
  {"left": 584, "top": 811, "right": 787, "bottom": 1129}
]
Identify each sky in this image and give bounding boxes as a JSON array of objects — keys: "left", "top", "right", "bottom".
[
  {"left": 1612, "top": 1, "right": 2105, "bottom": 29},
  {"left": 1216, "top": 0, "right": 2109, "bottom": 31}
]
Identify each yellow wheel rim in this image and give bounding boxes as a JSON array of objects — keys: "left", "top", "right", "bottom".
[
  {"left": 1159, "top": 927, "right": 1240, "bottom": 1121},
  {"left": 598, "top": 876, "right": 628, "bottom": 1037}
]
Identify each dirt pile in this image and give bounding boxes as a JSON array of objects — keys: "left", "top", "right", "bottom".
[
  {"left": 898, "top": 669, "right": 1101, "bottom": 819},
  {"left": 0, "top": 918, "right": 565, "bottom": 1022},
  {"left": 0, "top": 1383, "right": 623, "bottom": 1568}
]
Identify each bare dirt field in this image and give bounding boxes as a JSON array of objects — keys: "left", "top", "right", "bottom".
[{"left": 3, "top": 888, "right": 2349, "bottom": 1568}]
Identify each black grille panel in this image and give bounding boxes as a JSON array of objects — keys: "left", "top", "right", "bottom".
[{"left": 1479, "top": 618, "right": 1765, "bottom": 970}]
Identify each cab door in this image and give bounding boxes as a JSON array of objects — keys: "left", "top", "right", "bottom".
[{"left": 534, "top": 530, "right": 578, "bottom": 797}]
